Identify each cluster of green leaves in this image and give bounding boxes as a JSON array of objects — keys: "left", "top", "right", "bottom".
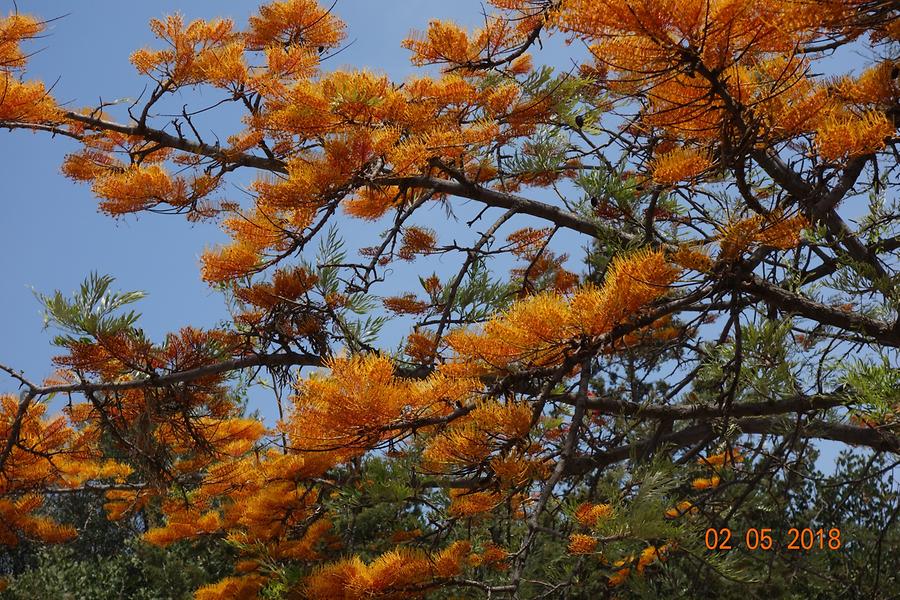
[
  {"left": 36, "top": 272, "right": 146, "bottom": 346},
  {"left": 0, "top": 492, "right": 233, "bottom": 600},
  {"left": 312, "top": 225, "right": 387, "bottom": 351},
  {"left": 437, "top": 258, "right": 516, "bottom": 323},
  {"left": 841, "top": 355, "right": 900, "bottom": 421}
]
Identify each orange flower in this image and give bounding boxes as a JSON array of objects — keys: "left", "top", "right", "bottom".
[
  {"left": 665, "top": 500, "right": 698, "bottom": 519},
  {"left": 816, "top": 110, "right": 894, "bottom": 161},
  {"left": 568, "top": 533, "right": 599, "bottom": 555},
  {"left": 698, "top": 450, "right": 743, "bottom": 469},
  {"left": 651, "top": 147, "right": 712, "bottom": 184},
  {"left": 691, "top": 475, "right": 721, "bottom": 490},
  {"left": 671, "top": 245, "right": 714, "bottom": 273},
  {"left": 398, "top": 226, "right": 437, "bottom": 260},
  {"left": 383, "top": 294, "right": 429, "bottom": 314},
  {"left": 608, "top": 566, "right": 630, "bottom": 587},
  {"left": 574, "top": 502, "right": 614, "bottom": 527}
]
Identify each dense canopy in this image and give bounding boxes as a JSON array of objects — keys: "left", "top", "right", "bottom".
[{"left": 1, "top": 0, "right": 899, "bottom": 597}]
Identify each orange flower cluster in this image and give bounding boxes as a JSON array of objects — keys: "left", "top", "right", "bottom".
[
  {"left": 651, "top": 147, "right": 712, "bottom": 185},
  {"left": 568, "top": 533, "right": 599, "bottom": 555},
  {"left": 343, "top": 186, "right": 403, "bottom": 221},
  {"left": 606, "top": 544, "right": 672, "bottom": 587},
  {"left": 547, "top": 0, "right": 894, "bottom": 165},
  {"left": 233, "top": 266, "right": 318, "bottom": 310},
  {"left": 305, "top": 541, "right": 470, "bottom": 599},
  {"left": 383, "top": 294, "right": 429, "bottom": 315},
  {"left": 717, "top": 211, "right": 808, "bottom": 262},
  {"left": 290, "top": 355, "right": 477, "bottom": 456},
  {"left": 398, "top": 226, "right": 437, "bottom": 260},
  {"left": 698, "top": 449, "right": 743, "bottom": 469},
  {"left": 0, "top": 14, "right": 43, "bottom": 69},
  {"left": 664, "top": 500, "right": 699, "bottom": 519},
  {"left": 0, "top": 395, "right": 132, "bottom": 546},
  {"left": 142, "top": 449, "right": 337, "bottom": 554},
  {"left": 405, "top": 329, "right": 438, "bottom": 362},
  {"left": 403, "top": 17, "right": 532, "bottom": 70},
  {"left": 469, "top": 542, "right": 509, "bottom": 570},
  {"left": 18, "top": 0, "right": 579, "bottom": 285},
  {"left": 61, "top": 130, "right": 221, "bottom": 218},
  {"left": 245, "top": 0, "right": 345, "bottom": 52},
  {"left": 691, "top": 475, "right": 721, "bottom": 491},
  {"left": 194, "top": 575, "right": 267, "bottom": 600},
  {"left": 448, "top": 488, "right": 506, "bottom": 517},
  {"left": 446, "top": 249, "right": 679, "bottom": 374},
  {"left": 423, "top": 400, "right": 532, "bottom": 474},
  {"left": 816, "top": 110, "right": 895, "bottom": 163},
  {"left": 671, "top": 245, "right": 714, "bottom": 273},
  {"left": 0, "top": 14, "right": 59, "bottom": 122},
  {"left": 574, "top": 502, "right": 614, "bottom": 527},
  {"left": 131, "top": 16, "right": 245, "bottom": 87}
]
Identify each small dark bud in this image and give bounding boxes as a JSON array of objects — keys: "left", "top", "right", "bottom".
[
  {"left": 574, "top": 114, "right": 585, "bottom": 128},
  {"left": 589, "top": 196, "right": 599, "bottom": 207}
]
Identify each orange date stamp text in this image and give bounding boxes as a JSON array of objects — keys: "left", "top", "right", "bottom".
[{"left": 704, "top": 527, "right": 842, "bottom": 551}]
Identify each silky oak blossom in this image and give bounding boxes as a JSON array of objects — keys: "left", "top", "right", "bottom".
[
  {"left": 0, "top": 14, "right": 43, "bottom": 69},
  {"left": 245, "top": 0, "right": 345, "bottom": 52},
  {"left": 288, "top": 354, "right": 417, "bottom": 451},
  {"left": 383, "top": 294, "right": 430, "bottom": 315},
  {"left": 130, "top": 16, "right": 244, "bottom": 87},
  {"left": 651, "top": 147, "right": 713, "bottom": 185},
  {"left": 304, "top": 541, "right": 470, "bottom": 599},
  {"left": 567, "top": 533, "right": 599, "bottom": 555},
  {"left": 554, "top": 0, "right": 897, "bottom": 163},
  {"left": 717, "top": 211, "right": 808, "bottom": 262},
  {"left": 815, "top": 110, "right": 896, "bottom": 163},
  {"left": 446, "top": 249, "right": 680, "bottom": 374},
  {"left": 698, "top": 449, "right": 744, "bottom": 469},
  {"left": 691, "top": 475, "right": 722, "bottom": 491},
  {"left": 448, "top": 489, "right": 507, "bottom": 517},
  {"left": 423, "top": 400, "right": 532, "bottom": 474},
  {"left": 398, "top": 226, "right": 437, "bottom": 260},
  {"left": 471, "top": 542, "right": 510, "bottom": 570},
  {"left": 665, "top": 500, "right": 699, "bottom": 519},
  {"left": 574, "top": 502, "right": 614, "bottom": 527},
  {"left": 0, "top": 395, "right": 122, "bottom": 545},
  {"left": 0, "top": 14, "right": 60, "bottom": 123},
  {"left": 193, "top": 575, "right": 267, "bottom": 600}
]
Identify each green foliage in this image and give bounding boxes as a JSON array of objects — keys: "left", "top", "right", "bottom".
[
  {"left": 841, "top": 355, "right": 900, "bottom": 420},
  {"left": 632, "top": 450, "right": 900, "bottom": 600},
  {"left": 1, "top": 540, "right": 233, "bottom": 600},
  {"left": 324, "top": 455, "right": 426, "bottom": 560},
  {"left": 507, "top": 126, "right": 570, "bottom": 177},
  {"left": 0, "top": 492, "right": 233, "bottom": 600},
  {"left": 440, "top": 258, "right": 515, "bottom": 322},
  {"left": 35, "top": 272, "right": 145, "bottom": 345},
  {"left": 311, "top": 225, "right": 387, "bottom": 350}
]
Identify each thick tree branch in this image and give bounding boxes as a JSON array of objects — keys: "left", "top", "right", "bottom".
[
  {"left": 378, "top": 175, "right": 619, "bottom": 242},
  {"left": 555, "top": 392, "right": 850, "bottom": 420},
  {"left": 568, "top": 416, "right": 900, "bottom": 476},
  {"left": 63, "top": 112, "right": 288, "bottom": 173},
  {"left": 741, "top": 274, "right": 900, "bottom": 346}
]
